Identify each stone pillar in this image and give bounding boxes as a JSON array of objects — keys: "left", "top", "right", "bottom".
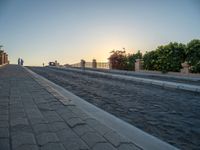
[
  {"left": 3, "top": 53, "right": 6, "bottom": 64},
  {"left": 181, "top": 62, "right": 190, "bottom": 74},
  {"left": 5, "top": 54, "right": 8, "bottom": 64},
  {"left": 135, "top": 59, "right": 143, "bottom": 71},
  {"left": 0, "top": 52, "right": 3, "bottom": 65},
  {"left": 80, "top": 59, "right": 85, "bottom": 69},
  {"left": 92, "top": 59, "right": 97, "bottom": 68}
]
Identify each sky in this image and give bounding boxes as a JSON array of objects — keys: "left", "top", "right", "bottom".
[{"left": 0, "top": 0, "right": 200, "bottom": 66}]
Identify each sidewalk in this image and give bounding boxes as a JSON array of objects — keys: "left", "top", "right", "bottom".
[{"left": 0, "top": 65, "right": 142, "bottom": 150}]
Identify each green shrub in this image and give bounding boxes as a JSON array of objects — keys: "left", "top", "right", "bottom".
[{"left": 186, "top": 39, "right": 200, "bottom": 73}]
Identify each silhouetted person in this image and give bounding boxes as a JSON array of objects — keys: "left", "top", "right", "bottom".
[
  {"left": 18, "top": 58, "right": 21, "bottom": 65},
  {"left": 21, "top": 59, "right": 24, "bottom": 66}
]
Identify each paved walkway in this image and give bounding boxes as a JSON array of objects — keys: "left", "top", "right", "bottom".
[{"left": 0, "top": 65, "right": 142, "bottom": 150}]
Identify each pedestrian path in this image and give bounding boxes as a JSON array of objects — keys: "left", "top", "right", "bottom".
[
  {"left": 0, "top": 65, "right": 178, "bottom": 150},
  {"left": 0, "top": 65, "right": 143, "bottom": 150}
]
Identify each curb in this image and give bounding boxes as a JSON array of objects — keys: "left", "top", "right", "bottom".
[{"left": 51, "top": 66, "right": 200, "bottom": 93}]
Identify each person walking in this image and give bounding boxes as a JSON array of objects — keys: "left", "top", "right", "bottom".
[
  {"left": 18, "top": 58, "right": 21, "bottom": 65},
  {"left": 21, "top": 59, "right": 24, "bottom": 66}
]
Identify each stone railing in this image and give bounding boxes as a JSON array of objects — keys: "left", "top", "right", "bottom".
[
  {"left": 70, "top": 58, "right": 200, "bottom": 77},
  {"left": 134, "top": 59, "right": 200, "bottom": 77},
  {"left": 70, "top": 59, "right": 109, "bottom": 69}
]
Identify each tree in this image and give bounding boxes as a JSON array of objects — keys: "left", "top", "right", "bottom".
[
  {"left": 126, "top": 50, "right": 142, "bottom": 70},
  {"left": 186, "top": 39, "right": 200, "bottom": 73},
  {"left": 108, "top": 50, "right": 127, "bottom": 70},
  {"left": 108, "top": 50, "right": 142, "bottom": 70},
  {"left": 156, "top": 42, "right": 186, "bottom": 72},
  {"left": 143, "top": 50, "right": 159, "bottom": 70}
]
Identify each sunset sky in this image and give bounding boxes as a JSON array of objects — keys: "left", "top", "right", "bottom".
[{"left": 0, "top": 0, "right": 200, "bottom": 66}]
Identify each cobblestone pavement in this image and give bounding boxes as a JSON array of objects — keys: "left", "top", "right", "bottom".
[
  {"left": 0, "top": 65, "right": 142, "bottom": 150},
  {"left": 29, "top": 66, "right": 200, "bottom": 150}
]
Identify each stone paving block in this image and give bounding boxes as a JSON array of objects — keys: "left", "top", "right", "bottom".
[
  {"left": 32, "top": 123, "right": 51, "bottom": 135},
  {"left": 10, "top": 105, "right": 24, "bottom": 111},
  {"left": 70, "top": 108, "right": 90, "bottom": 120},
  {"left": 11, "top": 124, "right": 32, "bottom": 134},
  {"left": 10, "top": 112, "right": 26, "bottom": 119},
  {"left": 0, "top": 127, "right": 9, "bottom": 138},
  {"left": 117, "top": 143, "right": 141, "bottom": 150},
  {"left": 15, "top": 145, "right": 39, "bottom": 150},
  {"left": 10, "top": 110, "right": 25, "bottom": 118},
  {"left": 73, "top": 124, "right": 95, "bottom": 136},
  {"left": 26, "top": 108, "right": 43, "bottom": 118},
  {"left": 0, "top": 114, "right": 8, "bottom": 121},
  {"left": 0, "top": 138, "right": 10, "bottom": 150},
  {"left": 23, "top": 102, "right": 37, "bottom": 109},
  {"left": 46, "top": 98, "right": 58, "bottom": 103},
  {"left": 66, "top": 117, "right": 85, "bottom": 128},
  {"left": 56, "top": 108, "right": 72, "bottom": 115},
  {"left": 0, "top": 105, "right": 8, "bottom": 110},
  {"left": 0, "top": 120, "right": 9, "bottom": 128},
  {"left": 49, "top": 121, "right": 70, "bottom": 132},
  {"left": 12, "top": 132, "right": 36, "bottom": 149},
  {"left": 85, "top": 118, "right": 110, "bottom": 135},
  {"left": 49, "top": 103, "right": 65, "bottom": 110},
  {"left": 60, "top": 112, "right": 78, "bottom": 122},
  {"left": 92, "top": 143, "right": 117, "bottom": 150},
  {"left": 61, "top": 137, "right": 89, "bottom": 150},
  {"left": 57, "top": 128, "right": 78, "bottom": 141},
  {"left": 81, "top": 132, "right": 106, "bottom": 147},
  {"left": 29, "top": 117, "right": 48, "bottom": 125},
  {"left": 34, "top": 98, "right": 47, "bottom": 104},
  {"left": 40, "top": 143, "right": 65, "bottom": 150},
  {"left": 42, "top": 111, "right": 63, "bottom": 123},
  {"left": 37, "top": 103, "right": 53, "bottom": 111},
  {"left": 59, "top": 98, "right": 75, "bottom": 106},
  {"left": 11, "top": 118, "right": 29, "bottom": 127},
  {"left": 0, "top": 101, "right": 8, "bottom": 107},
  {"left": 0, "top": 109, "right": 8, "bottom": 115},
  {"left": 43, "top": 94, "right": 55, "bottom": 100},
  {"left": 104, "top": 131, "right": 130, "bottom": 147},
  {"left": 36, "top": 132, "right": 59, "bottom": 146}
]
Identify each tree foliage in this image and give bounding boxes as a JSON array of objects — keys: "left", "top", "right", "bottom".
[
  {"left": 143, "top": 50, "right": 159, "bottom": 71},
  {"left": 186, "top": 39, "right": 200, "bottom": 73},
  {"left": 108, "top": 50, "right": 127, "bottom": 70},
  {"left": 108, "top": 50, "right": 142, "bottom": 70},
  {"left": 143, "top": 42, "right": 186, "bottom": 72},
  {"left": 108, "top": 39, "right": 200, "bottom": 73}
]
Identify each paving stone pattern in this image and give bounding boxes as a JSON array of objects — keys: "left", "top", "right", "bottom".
[
  {"left": 29, "top": 66, "right": 200, "bottom": 150},
  {"left": 0, "top": 65, "right": 141, "bottom": 150}
]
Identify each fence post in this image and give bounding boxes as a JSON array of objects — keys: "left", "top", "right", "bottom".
[
  {"left": 135, "top": 59, "right": 143, "bottom": 71},
  {"left": 92, "top": 59, "right": 97, "bottom": 68},
  {"left": 80, "top": 59, "right": 85, "bottom": 69},
  {"left": 181, "top": 62, "right": 190, "bottom": 75}
]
